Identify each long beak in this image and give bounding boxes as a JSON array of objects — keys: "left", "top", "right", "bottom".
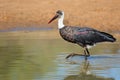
[{"left": 48, "top": 14, "right": 58, "bottom": 24}]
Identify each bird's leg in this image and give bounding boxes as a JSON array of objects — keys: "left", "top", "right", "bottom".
[
  {"left": 84, "top": 49, "right": 87, "bottom": 60},
  {"left": 85, "top": 48, "right": 90, "bottom": 57}
]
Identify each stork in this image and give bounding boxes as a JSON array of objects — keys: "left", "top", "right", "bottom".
[{"left": 48, "top": 10, "right": 116, "bottom": 60}]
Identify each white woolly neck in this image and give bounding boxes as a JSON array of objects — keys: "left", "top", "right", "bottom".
[{"left": 58, "top": 12, "right": 65, "bottom": 29}]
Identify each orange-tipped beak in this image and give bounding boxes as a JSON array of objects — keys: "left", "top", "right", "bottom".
[{"left": 48, "top": 14, "right": 59, "bottom": 24}]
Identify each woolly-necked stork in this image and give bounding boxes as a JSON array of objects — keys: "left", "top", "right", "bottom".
[{"left": 48, "top": 10, "right": 116, "bottom": 60}]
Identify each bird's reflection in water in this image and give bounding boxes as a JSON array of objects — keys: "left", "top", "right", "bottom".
[{"left": 64, "top": 53, "right": 114, "bottom": 80}]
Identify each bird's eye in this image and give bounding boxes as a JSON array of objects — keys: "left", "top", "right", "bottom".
[{"left": 56, "top": 10, "right": 63, "bottom": 15}]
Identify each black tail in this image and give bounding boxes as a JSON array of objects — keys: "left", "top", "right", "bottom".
[{"left": 100, "top": 32, "right": 116, "bottom": 42}]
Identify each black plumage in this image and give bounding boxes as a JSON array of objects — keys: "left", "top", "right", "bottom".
[
  {"left": 59, "top": 26, "right": 116, "bottom": 60},
  {"left": 59, "top": 26, "right": 116, "bottom": 47}
]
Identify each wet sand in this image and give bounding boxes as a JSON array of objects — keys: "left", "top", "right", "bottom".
[{"left": 0, "top": 0, "right": 120, "bottom": 31}]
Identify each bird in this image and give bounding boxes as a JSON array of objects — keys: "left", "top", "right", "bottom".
[{"left": 48, "top": 10, "right": 116, "bottom": 60}]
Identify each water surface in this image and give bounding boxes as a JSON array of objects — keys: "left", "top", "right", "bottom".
[{"left": 0, "top": 32, "right": 119, "bottom": 80}]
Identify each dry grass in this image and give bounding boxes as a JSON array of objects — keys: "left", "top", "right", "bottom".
[{"left": 0, "top": 0, "right": 120, "bottom": 31}]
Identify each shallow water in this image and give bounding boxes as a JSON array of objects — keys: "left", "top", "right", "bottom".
[{"left": 0, "top": 32, "right": 119, "bottom": 80}]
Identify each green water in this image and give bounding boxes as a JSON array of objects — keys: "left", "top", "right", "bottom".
[{"left": 0, "top": 32, "right": 119, "bottom": 80}]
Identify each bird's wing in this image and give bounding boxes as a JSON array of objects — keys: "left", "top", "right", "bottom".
[
  {"left": 95, "top": 31, "right": 116, "bottom": 42},
  {"left": 73, "top": 27, "right": 116, "bottom": 45}
]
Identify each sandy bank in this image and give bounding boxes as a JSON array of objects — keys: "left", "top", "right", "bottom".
[{"left": 0, "top": 0, "right": 120, "bottom": 31}]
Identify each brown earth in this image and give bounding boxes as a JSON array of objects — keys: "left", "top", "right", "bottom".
[{"left": 0, "top": 0, "right": 120, "bottom": 32}]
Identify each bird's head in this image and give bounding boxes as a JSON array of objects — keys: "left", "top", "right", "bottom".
[{"left": 48, "top": 10, "right": 64, "bottom": 24}]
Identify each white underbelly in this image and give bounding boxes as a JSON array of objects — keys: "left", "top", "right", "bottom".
[{"left": 86, "top": 44, "right": 96, "bottom": 49}]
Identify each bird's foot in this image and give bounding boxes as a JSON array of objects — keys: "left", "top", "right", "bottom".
[
  {"left": 85, "top": 54, "right": 90, "bottom": 60},
  {"left": 86, "top": 55, "right": 90, "bottom": 57},
  {"left": 66, "top": 53, "right": 85, "bottom": 59}
]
